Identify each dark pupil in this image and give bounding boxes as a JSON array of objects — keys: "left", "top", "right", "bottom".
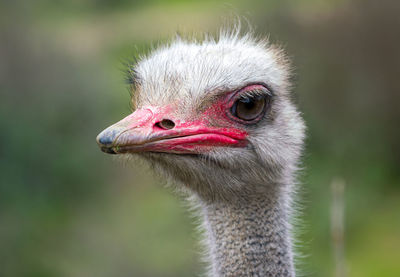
[
  {"left": 235, "top": 95, "right": 265, "bottom": 121},
  {"left": 240, "top": 98, "right": 256, "bottom": 110}
]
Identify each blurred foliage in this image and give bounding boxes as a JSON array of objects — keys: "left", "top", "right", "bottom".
[{"left": 0, "top": 0, "right": 399, "bottom": 276}]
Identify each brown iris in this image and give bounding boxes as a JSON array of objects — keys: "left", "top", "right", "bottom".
[{"left": 231, "top": 94, "right": 267, "bottom": 122}]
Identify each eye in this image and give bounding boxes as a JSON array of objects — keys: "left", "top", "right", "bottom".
[{"left": 230, "top": 90, "right": 270, "bottom": 122}]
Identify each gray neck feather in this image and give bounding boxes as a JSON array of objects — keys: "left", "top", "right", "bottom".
[{"left": 198, "top": 188, "right": 295, "bottom": 277}]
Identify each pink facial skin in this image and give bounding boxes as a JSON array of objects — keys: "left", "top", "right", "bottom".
[{"left": 96, "top": 88, "right": 255, "bottom": 155}]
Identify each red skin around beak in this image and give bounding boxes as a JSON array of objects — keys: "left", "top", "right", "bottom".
[{"left": 96, "top": 102, "right": 248, "bottom": 155}]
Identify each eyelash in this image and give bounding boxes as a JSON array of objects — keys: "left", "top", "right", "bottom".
[
  {"left": 235, "top": 83, "right": 272, "bottom": 97},
  {"left": 232, "top": 86, "right": 272, "bottom": 107},
  {"left": 240, "top": 89, "right": 267, "bottom": 98}
]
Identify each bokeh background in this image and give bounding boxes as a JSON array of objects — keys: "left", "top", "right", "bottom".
[{"left": 1, "top": 0, "right": 399, "bottom": 276}]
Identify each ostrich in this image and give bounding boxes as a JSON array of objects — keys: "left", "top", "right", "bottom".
[{"left": 96, "top": 31, "right": 305, "bottom": 277}]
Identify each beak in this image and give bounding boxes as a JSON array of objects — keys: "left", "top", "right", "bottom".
[{"left": 96, "top": 107, "right": 247, "bottom": 155}]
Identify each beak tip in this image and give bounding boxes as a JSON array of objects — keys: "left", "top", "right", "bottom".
[
  {"left": 100, "top": 146, "right": 117, "bottom": 154},
  {"left": 96, "top": 132, "right": 113, "bottom": 146},
  {"left": 96, "top": 128, "right": 119, "bottom": 155}
]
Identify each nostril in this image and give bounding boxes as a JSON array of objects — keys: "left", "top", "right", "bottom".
[{"left": 155, "top": 119, "right": 175, "bottom": 130}]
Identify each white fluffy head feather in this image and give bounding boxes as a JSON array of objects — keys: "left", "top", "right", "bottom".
[{"left": 127, "top": 30, "right": 305, "bottom": 201}]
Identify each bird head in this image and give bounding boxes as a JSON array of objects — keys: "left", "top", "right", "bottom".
[{"left": 97, "top": 33, "right": 305, "bottom": 201}]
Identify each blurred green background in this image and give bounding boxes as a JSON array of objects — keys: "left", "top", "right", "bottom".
[{"left": 1, "top": 0, "right": 399, "bottom": 276}]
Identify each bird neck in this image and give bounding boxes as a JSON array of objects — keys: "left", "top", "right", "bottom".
[{"left": 199, "top": 188, "right": 295, "bottom": 277}]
